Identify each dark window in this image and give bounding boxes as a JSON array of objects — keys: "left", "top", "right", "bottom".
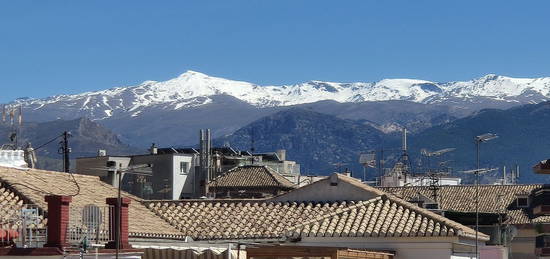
[
  {"left": 180, "top": 161, "right": 189, "bottom": 175},
  {"left": 516, "top": 197, "right": 529, "bottom": 208}
]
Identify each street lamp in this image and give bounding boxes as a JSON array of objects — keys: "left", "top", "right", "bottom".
[{"left": 473, "top": 133, "right": 498, "bottom": 258}]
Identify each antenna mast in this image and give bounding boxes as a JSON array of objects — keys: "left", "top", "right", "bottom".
[
  {"left": 250, "top": 129, "right": 255, "bottom": 165},
  {"left": 400, "top": 128, "right": 411, "bottom": 180},
  {"left": 422, "top": 147, "right": 455, "bottom": 203}
]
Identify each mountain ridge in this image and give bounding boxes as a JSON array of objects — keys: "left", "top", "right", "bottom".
[
  {"left": 8, "top": 71, "right": 550, "bottom": 123},
  {"left": 216, "top": 103, "right": 550, "bottom": 183},
  {"left": 214, "top": 107, "right": 386, "bottom": 175}
]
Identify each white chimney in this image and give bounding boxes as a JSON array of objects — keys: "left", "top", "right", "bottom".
[
  {"left": 402, "top": 128, "right": 407, "bottom": 152},
  {"left": 150, "top": 143, "right": 158, "bottom": 155},
  {"left": 276, "top": 149, "right": 286, "bottom": 161}
]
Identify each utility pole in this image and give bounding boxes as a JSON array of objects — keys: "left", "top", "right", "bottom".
[
  {"left": 473, "top": 133, "right": 498, "bottom": 259},
  {"left": 475, "top": 139, "right": 480, "bottom": 259},
  {"left": 58, "top": 131, "right": 71, "bottom": 173},
  {"left": 378, "top": 149, "right": 384, "bottom": 178}
]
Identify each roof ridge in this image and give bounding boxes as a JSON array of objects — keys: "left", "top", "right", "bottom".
[
  {"left": 382, "top": 184, "right": 544, "bottom": 189},
  {"left": 263, "top": 166, "right": 294, "bottom": 187},
  {"left": 284, "top": 194, "right": 489, "bottom": 240},
  {"left": 285, "top": 198, "right": 381, "bottom": 234},
  {"left": 145, "top": 199, "right": 345, "bottom": 206},
  {"left": 381, "top": 195, "right": 487, "bottom": 239},
  {"left": 209, "top": 165, "right": 294, "bottom": 189},
  {"left": 334, "top": 173, "right": 388, "bottom": 196},
  {"left": 209, "top": 166, "right": 240, "bottom": 184},
  {"left": 0, "top": 166, "right": 102, "bottom": 180}
]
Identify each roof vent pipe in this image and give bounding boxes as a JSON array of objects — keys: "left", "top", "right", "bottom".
[
  {"left": 150, "top": 143, "right": 158, "bottom": 155},
  {"left": 276, "top": 149, "right": 286, "bottom": 161}
]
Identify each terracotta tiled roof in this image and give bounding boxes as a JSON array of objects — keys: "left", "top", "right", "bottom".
[
  {"left": 287, "top": 195, "right": 486, "bottom": 240},
  {"left": 0, "top": 182, "right": 29, "bottom": 229},
  {"left": 209, "top": 165, "right": 295, "bottom": 190},
  {"left": 380, "top": 184, "right": 544, "bottom": 224},
  {"left": 146, "top": 195, "right": 484, "bottom": 241},
  {"left": 146, "top": 199, "right": 351, "bottom": 240},
  {"left": 0, "top": 182, "right": 24, "bottom": 207},
  {"left": 533, "top": 215, "right": 550, "bottom": 224},
  {"left": 270, "top": 173, "right": 387, "bottom": 203},
  {"left": 0, "top": 166, "right": 184, "bottom": 239}
]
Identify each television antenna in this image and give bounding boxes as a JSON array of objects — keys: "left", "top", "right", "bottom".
[
  {"left": 91, "top": 163, "right": 152, "bottom": 259},
  {"left": 420, "top": 147, "right": 455, "bottom": 203}
]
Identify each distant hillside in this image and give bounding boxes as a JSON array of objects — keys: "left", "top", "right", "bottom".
[
  {"left": 0, "top": 118, "right": 141, "bottom": 171},
  {"left": 294, "top": 100, "right": 461, "bottom": 133},
  {"left": 216, "top": 104, "right": 550, "bottom": 184},
  {"left": 406, "top": 102, "right": 550, "bottom": 183},
  {"left": 215, "top": 108, "right": 387, "bottom": 175}
]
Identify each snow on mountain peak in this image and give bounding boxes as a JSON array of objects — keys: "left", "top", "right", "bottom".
[
  {"left": 178, "top": 70, "right": 210, "bottom": 78},
  {"left": 10, "top": 71, "right": 550, "bottom": 120}
]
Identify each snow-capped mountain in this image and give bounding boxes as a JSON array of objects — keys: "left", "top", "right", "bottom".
[{"left": 11, "top": 71, "right": 550, "bottom": 121}]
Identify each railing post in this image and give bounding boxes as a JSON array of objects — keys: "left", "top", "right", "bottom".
[
  {"left": 105, "top": 197, "right": 132, "bottom": 249},
  {"left": 43, "top": 195, "right": 72, "bottom": 249}
]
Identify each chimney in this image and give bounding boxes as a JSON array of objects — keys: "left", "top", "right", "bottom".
[
  {"left": 44, "top": 195, "right": 72, "bottom": 249},
  {"left": 199, "top": 129, "right": 212, "bottom": 197},
  {"left": 344, "top": 168, "right": 351, "bottom": 177},
  {"left": 276, "top": 149, "right": 286, "bottom": 161},
  {"left": 402, "top": 128, "right": 407, "bottom": 152},
  {"left": 503, "top": 165, "right": 507, "bottom": 185},
  {"left": 105, "top": 197, "right": 132, "bottom": 249},
  {"left": 150, "top": 143, "right": 157, "bottom": 155}
]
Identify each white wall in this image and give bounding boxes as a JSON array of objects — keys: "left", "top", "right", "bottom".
[
  {"left": 172, "top": 154, "right": 195, "bottom": 199},
  {"left": 271, "top": 174, "right": 380, "bottom": 202}
]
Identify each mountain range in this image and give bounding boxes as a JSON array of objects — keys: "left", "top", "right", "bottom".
[
  {"left": 9, "top": 71, "right": 550, "bottom": 146},
  {"left": 217, "top": 104, "right": 550, "bottom": 183},
  {"left": 3, "top": 71, "right": 550, "bottom": 183},
  {"left": 13, "top": 71, "right": 550, "bottom": 116},
  {"left": 215, "top": 108, "right": 386, "bottom": 175}
]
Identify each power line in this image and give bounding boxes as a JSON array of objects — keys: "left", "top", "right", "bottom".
[
  {"left": 8, "top": 131, "right": 81, "bottom": 197},
  {"left": 32, "top": 133, "right": 65, "bottom": 151}
]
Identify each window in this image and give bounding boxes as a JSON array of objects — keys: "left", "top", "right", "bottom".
[
  {"left": 516, "top": 196, "right": 529, "bottom": 208},
  {"left": 180, "top": 161, "right": 189, "bottom": 175}
]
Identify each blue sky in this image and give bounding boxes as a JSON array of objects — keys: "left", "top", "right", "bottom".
[{"left": 1, "top": 0, "right": 549, "bottom": 102}]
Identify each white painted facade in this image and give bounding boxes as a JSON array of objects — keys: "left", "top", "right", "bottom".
[
  {"left": 381, "top": 174, "right": 462, "bottom": 187},
  {"left": 171, "top": 154, "right": 198, "bottom": 199},
  {"left": 0, "top": 150, "right": 28, "bottom": 169}
]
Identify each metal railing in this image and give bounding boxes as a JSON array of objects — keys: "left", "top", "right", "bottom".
[
  {"left": 67, "top": 204, "right": 114, "bottom": 246},
  {"left": 0, "top": 204, "right": 47, "bottom": 248}
]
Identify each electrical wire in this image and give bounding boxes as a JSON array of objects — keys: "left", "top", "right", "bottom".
[
  {"left": 5, "top": 132, "right": 81, "bottom": 197},
  {"left": 8, "top": 172, "right": 81, "bottom": 197},
  {"left": 32, "top": 133, "right": 64, "bottom": 151},
  {"left": 68, "top": 171, "right": 81, "bottom": 197}
]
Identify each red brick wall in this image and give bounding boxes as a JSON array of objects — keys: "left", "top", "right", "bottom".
[
  {"left": 43, "top": 195, "right": 72, "bottom": 249},
  {"left": 106, "top": 197, "right": 132, "bottom": 249}
]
